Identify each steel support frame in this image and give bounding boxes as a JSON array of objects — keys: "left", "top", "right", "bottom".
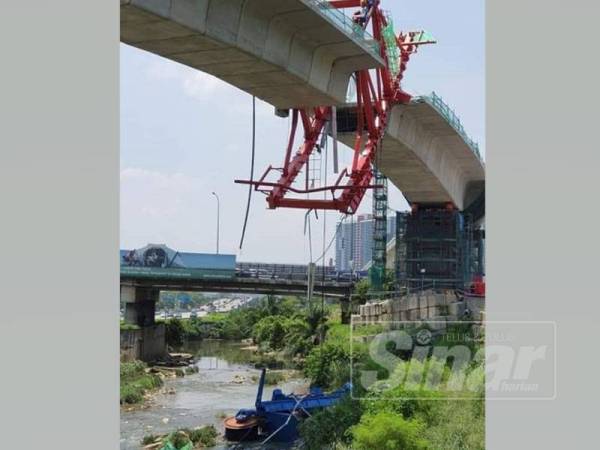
[{"left": 235, "top": 3, "right": 430, "bottom": 215}]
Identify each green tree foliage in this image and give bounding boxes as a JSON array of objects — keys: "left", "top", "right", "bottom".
[
  {"left": 298, "top": 395, "right": 363, "bottom": 450},
  {"left": 304, "top": 340, "right": 351, "bottom": 389},
  {"left": 253, "top": 315, "right": 287, "bottom": 350},
  {"left": 353, "top": 279, "right": 371, "bottom": 305},
  {"left": 251, "top": 307, "right": 322, "bottom": 356},
  {"left": 350, "top": 411, "right": 428, "bottom": 450}
]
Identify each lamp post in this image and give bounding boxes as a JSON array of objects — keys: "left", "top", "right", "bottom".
[
  {"left": 420, "top": 267, "right": 426, "bottom": 292},
  {"left": 211, "top": 191, "right": 220, "bottom": 254}
]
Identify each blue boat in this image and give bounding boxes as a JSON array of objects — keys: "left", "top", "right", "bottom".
[{"left": 224, "top": 369, "right": 351, "bottom": 444}]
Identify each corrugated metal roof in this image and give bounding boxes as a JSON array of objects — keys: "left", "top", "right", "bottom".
[{"left": 120, "top": 246, "right": 236, "bottom": 270}]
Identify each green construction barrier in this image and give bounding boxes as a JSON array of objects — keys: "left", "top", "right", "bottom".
[
  {"left": 382, "top": 17, "right": 399, "bottom": 77},
  {"left": 369, "top": 266, "right": 385, "bottom": 292}
]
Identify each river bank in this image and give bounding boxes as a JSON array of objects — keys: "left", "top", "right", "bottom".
[{"left": 120, "top": 340, "right": 307, "bottom": 450}]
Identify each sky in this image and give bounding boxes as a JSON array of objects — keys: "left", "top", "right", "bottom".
[{"left": 120, "top": 0, "right": 484, "bottom": 264}]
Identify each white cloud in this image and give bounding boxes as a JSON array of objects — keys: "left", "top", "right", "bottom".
[
  {"left": 120, "top": 167, "right": 195, "bottom": 192},
  {"left": 146, "top": 58, "right": 230, "bottom": 101},
  {"left": 145, "top": 56, "right": 275, "bottom": 120}
]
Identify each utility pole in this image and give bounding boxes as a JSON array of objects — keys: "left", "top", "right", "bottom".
[{"left": 212, "top": 191, "right": 220, "bottom": 254}]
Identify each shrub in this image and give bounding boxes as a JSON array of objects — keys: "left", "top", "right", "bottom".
[
  {"left": 141, "top": 434, "right": 161, "bottom": 445},
  {"left": 120, "top": 385, "right": 143, "bottom": 404},
  {"left": 188, "top": 425, "right": 218, "bottom": 447},
  {"left": 165, "top": 318, "right": 186, "bottom": 347},
  {"left": 304, "top": 341, "right": 351, "bottom": 389},
  {"left": 362, "top": 384, "right": 443, "bottom": 425},
  {"left": 350, "top": 411, "right": 428, "bottom": 450},
  {"left": 120, "top": 360, "right": 146, "bottom": 381},
  {"left": 299, "top": 395, "right": 363, "bottom": 450},
  {"left": 264, "top": 370, "right": 286, "bottom": 385},
  {"left": 282, "top": 318, "right": 312, "bottom": 356},
  {"left": 423, "top": 399, "right": 485, "bottom": 450},
  {"left": 168, "top": 430, "right": 191, "bottom": 449},
  {"left": 120, "top": 361, "right": 163, "bottom": 405}
]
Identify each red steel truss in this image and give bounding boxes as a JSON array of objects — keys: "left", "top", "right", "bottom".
[{"left": 235, "top": 0, "right": 433, "bottom": 214}]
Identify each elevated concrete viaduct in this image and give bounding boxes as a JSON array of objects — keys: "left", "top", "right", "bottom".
[
  {"left": 336, "top": 94, "right": 485, "bottom": 212},
  {"left": 120, "top": 2, "right": 485, "bottom": 216},
  {"left": 121, "top": 0, "right": 384, "bottom": 108}
]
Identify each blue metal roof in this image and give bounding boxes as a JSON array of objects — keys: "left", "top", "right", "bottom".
[
  {"left": 178, "top": 252, "right": 236, "bottom": 270},
  {"left": 120, "top": 245, "right": 236, "bottom": 270}
]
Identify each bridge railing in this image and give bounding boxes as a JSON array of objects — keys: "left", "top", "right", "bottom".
[
  {"left": 416, "top": 92, "right": 483, "bottom": 162},
  {"left": 236, "top": 262, "right": 360, "bottom": 283},
  {"left": 302, "top": 0, "right": 381, "bottom": 56}
]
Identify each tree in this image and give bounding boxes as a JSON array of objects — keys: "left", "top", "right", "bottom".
[
  {"left": 252, "top": 316, "right": 287, "bottom": 350},
  {"left": 353, "top": 279, "right": 371, "bottom": 305}
]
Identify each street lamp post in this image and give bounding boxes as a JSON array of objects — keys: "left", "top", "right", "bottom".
[
  {"left": 211, "top": 192, "right": 220, "bottom": 254},
  {"left": 420, "top": 267, "right": 426, "bottom": 292}
]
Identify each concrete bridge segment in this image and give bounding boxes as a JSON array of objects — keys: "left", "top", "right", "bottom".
[
  {"left": 121, "top": 0, "right": 384, "bottom": 108},
  {"left": 336, "top": 94, "right": 485, "bottom": 211}
]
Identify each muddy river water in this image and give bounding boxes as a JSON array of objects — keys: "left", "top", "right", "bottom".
[{"left": 120, "top": 341, "right": 307, "bottom": 450}]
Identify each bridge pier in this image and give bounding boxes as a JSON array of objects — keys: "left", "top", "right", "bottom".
[
  {"left": 123, "top": 286, "right": 158, "bottom": 327},
  {"left": 120, "top": 285, "right": 166, "bottom": 362}
]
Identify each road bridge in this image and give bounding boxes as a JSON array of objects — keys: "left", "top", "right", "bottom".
[
  {"left": 121, "top": 270, "right": 353, "bottom": 299},
  {"left": 120, "top": 245, "right": 355, "bottom": 360},
  {"left": 120, "top": 273, "right": 354, "bottom": 361}
]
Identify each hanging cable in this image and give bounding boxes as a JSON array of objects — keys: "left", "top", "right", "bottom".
[
  {"left": 239, "top": 96, "right": 256, "bottom": 249},
  {"left": 304, "top": 209, "right": 314, "bottom": 263},
  {"left": 320, "top": 129, "right": 328, "bottom": 348},
  {"left": 313, "top": 214, "right": 348, "bottom": 265}
]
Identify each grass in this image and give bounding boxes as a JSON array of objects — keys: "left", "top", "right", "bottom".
[
  {"left": 120, "top": 361, "right": 163, "bottom": 405},
  {"left": 120, "top": 321, "right": 140, "bottom": 331},
  {"left": 188, "top": 425, "right": 218, "bottom": 447}
]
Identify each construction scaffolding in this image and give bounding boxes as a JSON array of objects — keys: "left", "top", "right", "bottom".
[
  {"left": 369, "top": 167, "right": 388, "bottom": 290},
  {"left": 394, "top": 208, "right": 484, "bottom": 290},
  {"left": 394, "top": 211, "right": 409, "bottom": 284}
]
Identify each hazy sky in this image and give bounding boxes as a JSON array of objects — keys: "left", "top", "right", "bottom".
[{"left": 120, "top": 0, "right": 484, "bottom": 264}]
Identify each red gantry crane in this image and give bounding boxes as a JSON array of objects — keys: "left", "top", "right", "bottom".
[{"left": 236, "top": 0, "right": 434, "bottom": 215}]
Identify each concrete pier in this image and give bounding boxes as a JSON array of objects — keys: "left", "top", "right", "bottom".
[{"left": 120, "top": 285, "right": 166, "bottom": 361}]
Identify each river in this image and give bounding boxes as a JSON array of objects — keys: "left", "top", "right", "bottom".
[{"left": 120, "top": 341, "right": 308, "bottom": 450}]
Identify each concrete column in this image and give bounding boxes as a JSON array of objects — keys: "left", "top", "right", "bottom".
[
  {"left": 121, "top": 286, "right": 159, "bottom": 327},
  {"left": 120, "top": 285, "right": 165, "bottom": 361}
]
